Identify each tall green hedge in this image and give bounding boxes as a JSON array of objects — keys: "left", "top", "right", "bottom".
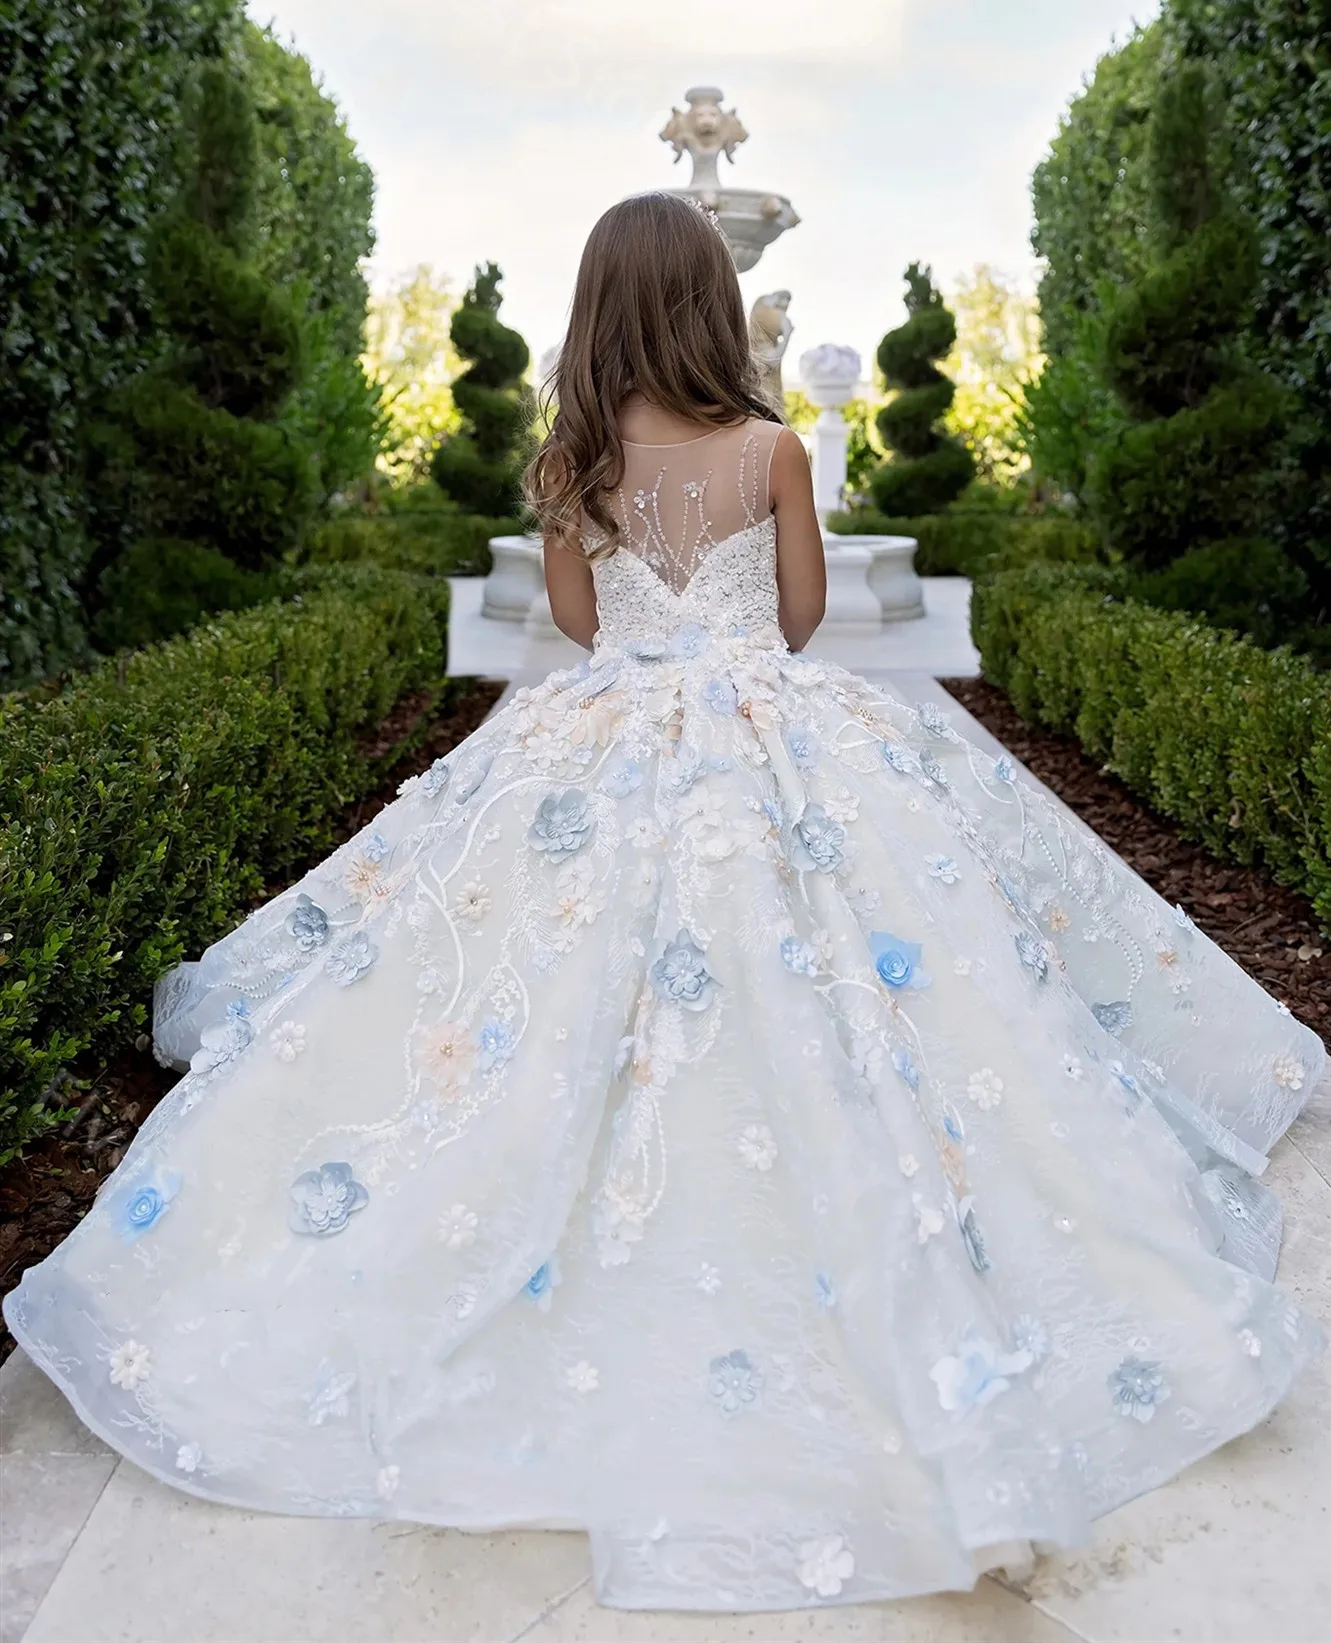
[
  {"left": 0, "top": 0, "right": 236, "bottom": 686},
  {"left": 971, "top": 563, "right": 1331, "bottom": 928},
  {"left": 826, "top": 509, "right": 1099, "bottom": 578},
  {"left": 0, "top": 564, "right": 451, "bottom": 1160},
  {"left": 0, "top": 3, "right": 381, "bottom": 688}
]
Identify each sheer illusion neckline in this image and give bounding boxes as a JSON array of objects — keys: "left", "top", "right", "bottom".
[{"left": 621, "top": 430, "right": 727, "bottom": 448}]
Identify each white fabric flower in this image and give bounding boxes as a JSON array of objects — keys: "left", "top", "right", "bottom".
[
  {"left": 109, "top": 1340, "right": 151, "bottom": 1390},
  {"left": 797, "top": 1534, "right": 854, "bottom": 1598},
  {"left": 269, "top": 1021, "right": 306, "bottom": 1063},
  {"left": 454, "top": 881, "right": 491, "bottom": 923},
  {"left": 625, "top": 816, "right": 664, "bottom": 849},
  {"left": 175, "top": 1441, "right": 201, "bottom": 1473},
  {"left": 1238, "top": 1328, "right": 1262, "bottom": 1358},
  {"left": 439, "top": 1204, "right": 478, "bottom": 1249},
  {"left": 1062, "top": 1054, "right": 1084, "bottom": 1080},
  {"left": 953, "top": 956, "right": 973, "bottom": 977},
  {"left": 967, "top": 1068, "right": 1004, "bottom": 1110},
  {"left": 898, "top": 1154, "right": 920, "bottom": 1178},
  {"left": 738, "top": 1125, "right": 778, "bottom": 1172},
  {"left": 1273, "top": 1055, "right": 1305, "bottom": 1091},
  {"left": 913, "top": 1195, "right": 945, "bottom": 1244},
  {"left": 376, "top": 1465, "right": 401, "bottom": 1500},
  {"left": 697, "top": 1263, "right": 722, "bottom": 1295},
  {"left": 567, "top": 1360, "right": 600, "bottom": 1394},
  {"left": 415, "top": 1021, "right": 476, "bottom": 1092}
]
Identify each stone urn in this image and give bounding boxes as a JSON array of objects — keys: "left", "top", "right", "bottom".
[
  {"left": 862, "top": 535, "right": 925, "bottom": 622},
  {"left": 800, "top": 344, "right": 863, "bottom": 520},
  {"left": 482, "top": 534, "right": 544, "bottom": 621}
]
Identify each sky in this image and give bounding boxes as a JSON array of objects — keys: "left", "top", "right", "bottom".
[{"left": 247, "top": 0, "right": 1160, "bottom": 374}]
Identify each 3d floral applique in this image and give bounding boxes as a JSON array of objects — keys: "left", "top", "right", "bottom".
[
  {"left": 453, "top": 880, "right": 492, "bottom": 923},
  {"left": 1273, "top": 1054, "right": 1305, "bottom": 1091},
  {"left": 650, "top": 930, "right": 719, "bottom": 1012},
  {"left": 289, "top": 1162, "right": 369, "bottom": 1237},
  {"left": 929, "top": 1329, "right": 1032, "bottom": 1413},
  {"left": 966, "top": 1068, "right": 1003, "bottom": 1111},
  {"left": 439, "top": 1205, "right": 478, "bottom": 1249},
  {"left": 738, "top": 1125, "right": 778, "bottom": 1171},
  {"left": 524, "top": 1258, "right": 562, "bottom": 1312},
  {"left": 868, "top": 931, "right": 931, "bottom": 990},
  {"left": 108, "top": 1340, "right": 152, "bottom": 1390},
  {"left": 709, "top": 1350, "right": 762, "bottom": 1417},
  {"left": 416, "top": 1020, "right": 477, "bottom": 1093},
  {"left": 926, "top": 854, "right": 960, "bottom": 885},
  {"left": 1108, "top": 1356, "right": 1171, "bottom": 1423},
  {"left": 175, "top": 1441, "right": 202, "bottom": 1473},
  {"left": 528, "top": 789, "right": 595, "bottom": 861},
  {"left": 476, "top": 1019, "right": 517, "bottom": 1073},
  {"left": 797, "top": 1535, "right": 854, "bottom": 1598},
  {"left": 697, "top": 1263, "right": 722, "bottom": 1294},
  {"left": 789, "top": 803, "right": 846, "bottom": 874},
  {"left": 287, "top": 893, "right": 331, "bottom": 952},
  {"left": 324, "top": 931, "right": 378, "bottom": 987},
  {"left": 113, "top": 1169, "right": 182, "bottom": 1242},
  {"left": 566, "top": 1360, "right": 600, "bottom": 1394},
  {"left": 269, "top": 1020, "right": 306, "bottom": 1063}
]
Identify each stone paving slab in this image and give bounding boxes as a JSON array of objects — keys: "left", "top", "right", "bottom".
[{"left": 4, "top": 647, "right": 1330, "bottom": 1641}]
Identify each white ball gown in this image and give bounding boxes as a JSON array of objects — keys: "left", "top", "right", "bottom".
[{"left": 6, "top": 419, "right": 1325, "bottom": 1612}]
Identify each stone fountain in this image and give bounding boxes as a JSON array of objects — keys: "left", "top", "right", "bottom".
[{"left": 659, "top": 87, "right": 800, "bottom": 272}]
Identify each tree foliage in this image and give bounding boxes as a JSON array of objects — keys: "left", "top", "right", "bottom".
[
  {"left": 942, "top": 265, "right": 1044, "bottom": 486},
  {"left": 365, "top": 265, "right": 463, "bottom": 483}
]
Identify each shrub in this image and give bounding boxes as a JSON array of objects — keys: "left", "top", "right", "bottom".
[
  {"left": 826, "top": 509, "right": 1100, "bottom": 578},
  {"left": 971, "top": 563, "right": 1331, "bottom": 927},
  {"left": 0, "top": 564, "right": 451, "bottom": 1160},
  {"left": 869, "top": 265, "right": 974, "bottom": 516},
  {"left": 1131, "top": 538, "right": 1309, "bottom": 649},
  {"left": 89, "top": 65, "right": 319, "bottom": 641},
  {"left": 432, "top": 264, "right": 531, "bottom": 518},
  {"left": 303, "top": 494, "right": 521, "bottom": 579}
]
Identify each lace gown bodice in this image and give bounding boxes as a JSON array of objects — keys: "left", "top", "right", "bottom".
[{"left": 591, "top": 419, "right": 784, "bottom": 649}]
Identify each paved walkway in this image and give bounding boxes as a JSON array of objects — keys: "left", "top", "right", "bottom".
[{"left": 4, "top": 584, "right": 1329, "bottom": 1643}]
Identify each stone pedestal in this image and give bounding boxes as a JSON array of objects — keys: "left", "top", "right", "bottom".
[
  {"left": 799, "top": 344, "right": 863, "bottom": 521},
  {"left": 819, "top": 533, "right": 882, "bottom": 636},
  {"left": 524, "top": 588, "right": 563, "bottom": 640},
  {"left": 481, "top": 535, "right": 544, "bottom": 621},
  {"left": 863, "top": 535, "right": 925, "bottom": 621}
]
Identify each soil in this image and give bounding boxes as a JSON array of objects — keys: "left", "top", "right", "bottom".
[
  {"left": 0, "top": 677, "right": 504, "bottom": 1361},
  {"left": 940, "top": 676, "right": 1330, "bottom": 1040}
]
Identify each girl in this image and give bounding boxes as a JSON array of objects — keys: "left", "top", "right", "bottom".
[{"left": 6, "top": 191, "right": 1323, "bottom": 1613}]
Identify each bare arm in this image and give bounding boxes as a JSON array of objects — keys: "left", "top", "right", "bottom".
[
  {"left": 769, "top": 427, "right": 826, "bottom": 651},
  {"left": 543, "top": 535, "right": 599, "bottom": 649}
]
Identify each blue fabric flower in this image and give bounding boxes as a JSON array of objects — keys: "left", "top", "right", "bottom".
[
  {"left": 703, "top": 677, "right": 738, "bottom": 715},
  {"left": 477, "top": 1019, "right": 516, "bottom": 1072},
  {"left": 114, "top": 1170, "right": 182, "bottom": 1243},
  {"left": 780, "top": 936, "right": 819, "bottom": 976},
  {"left": 994, "top": 755, "right": 1015, "bottom": 783},
  {"left": 324, "top": 930, "right": 378, "bottom": 987},
  {"left": 529, "top": 789, "right": 595, "bottom": 862},
  {"left": 868, "top": 931, "right": 931, "bottom": 990},
  {"left": 789, "top": 803, "right": 846, "bottom": 874},
  {"left": 189, "top": 1017, "right": 254, "bottom": 1078},
  {"left": 1093, "top": 1000, "right": 1133, "bottom": 1035},
  {"left": 601, "top": 758, "right": 643, "bottom": 799},
  {"left": 307, "top": 1360, "right": 357, "bottom": 1426},
  {"left": 783, "top": 725, "right": 820, "bottom": 770},
  {"left": 814, "top": 1272, "right": 837, "bottom": 1308},
  {"left": 926, "top": 855, "right": 960, "bottom": 885},
  {"left": 524, "top": 1255, "right": 562, "bottom": 1310},
  {"left": 918, "top": 750, "right": 947, "bottom": 785},
  {"left": 942, "top": 1104, "right": 965, "bottom": 1144},
  {"left": 626, "top": 637, "right": 669, "bottom": 662},
  {"left": 1108, "top": 1356, "right": 1171, "bottom": 1422},
  {"left": 708, "top": 1349, "right": 762, "bottom": 1417},
  {"left": 1014, "top": 931, "right": 1050, "bottom": 983},
  {"left": 289, "top": 1162, "right": 369, "bottom": 1237},
  {"left": 650, "top": 929, "right": 719, "bottom": 1012},
  {"left": 288, "top": 894, "right": 330, "bottom": 953},
  {"left": 363, "top": 831, "right": 390, "bottom": 863},
  {"left": 882, "top": 742, "right": 916, "bottom": 774},
  {"left": 669, "top": 622, "right": 708, "bottom": 659},
  {"left": 421, "top": 757, "right": 451, "bottom": 797},
  {"left": 917, "top": 701, "right": 956, "bottom": 740}
]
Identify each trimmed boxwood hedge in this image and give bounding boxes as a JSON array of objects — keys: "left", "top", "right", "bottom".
[
  {"left": 971, "top": 563, "right": 1331, "bottom": 928},
  {"left": 826, "top": 509, "right": 1100, "bottom": 578},
  {"left": 304, "top": 503, "right": 522, "bottom": 578},
  {"left": 0, "top": 563, "right": 451, "bottom": 1159}
]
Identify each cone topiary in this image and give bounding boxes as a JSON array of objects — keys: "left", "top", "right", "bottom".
[
  {"left": 1086, "top": 63, "right": 1296, "bottom": 585},
  {"left": 91, "top": 65, "right": 317, "bottom": 645},
  {"left": 869, "top": 264, "right": 974, "bottom": 516},
  {"left": 432, "top": 263, "right": 531, "bottom": 518}
]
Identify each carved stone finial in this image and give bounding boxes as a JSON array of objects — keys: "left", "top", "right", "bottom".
[{"left": 660, "top": 86, "right": 748, "bottom": 191}]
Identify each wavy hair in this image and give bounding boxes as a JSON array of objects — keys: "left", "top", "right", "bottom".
[{"left": 524, "top": 191, "right": 780, "bottom": 556}]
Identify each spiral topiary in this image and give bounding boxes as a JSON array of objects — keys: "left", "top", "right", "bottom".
[
  {"left": 90, "top": 65, "right": 317, "bottom": 645},
  {"left": 1086, "top": 63, "right": 1296, "bottom": 592},
  {"left": 432, "top": 263, "right": 531, "bottom": 518},
  {"left": 868, "top": 263, "right": 974, "bottom": 517}
]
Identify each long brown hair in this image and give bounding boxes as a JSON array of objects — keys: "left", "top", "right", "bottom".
[{"left": 524, "top": 191, "right": 780, "bottom": 554}]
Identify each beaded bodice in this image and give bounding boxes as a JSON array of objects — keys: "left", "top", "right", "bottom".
[{"left": 591, "top": 419, "right": 784, "bottom": 650}]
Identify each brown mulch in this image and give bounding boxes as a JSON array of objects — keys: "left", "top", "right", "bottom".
[
  {"left": 941, "top": 676, "right": 1330, "bottom": 1042},
  {"left": 0, "top": 677, "right": 504, "bottom": 1360}
]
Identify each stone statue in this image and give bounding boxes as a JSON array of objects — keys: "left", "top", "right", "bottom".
[
  {"left": 660, "top": 86, "right": 748, "bottom": 194},
  {"left": 749, "top": 290, "right": 793, "bottom": 409}
]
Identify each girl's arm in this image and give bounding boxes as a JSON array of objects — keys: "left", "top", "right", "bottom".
[
  {"left": 543, "top": 535, "right": 599, "bottom": 649},
  {"left": 770, "top": 427, "right": 826, "bottom": 651}
]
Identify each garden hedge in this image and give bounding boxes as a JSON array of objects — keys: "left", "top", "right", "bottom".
[
  {"left": 971, "top": 563, "right": 1331, "bottom": 928},
  {"left": 305, "top": 502, "right": 523, "bottom": 578},
  {"left": 0, "top": 564, "right": 451, "bottom": 1159},
  {"left": 826, "top": 510, "right": 1100, "bottom": 578}
]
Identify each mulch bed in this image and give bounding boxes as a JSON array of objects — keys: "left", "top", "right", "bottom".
[
  {"left": 0, "top": 677, "right": 504, "bottom": 1360},
  {"left": 941, "top": 676, "right": 1329, "bottom": 1041}
]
